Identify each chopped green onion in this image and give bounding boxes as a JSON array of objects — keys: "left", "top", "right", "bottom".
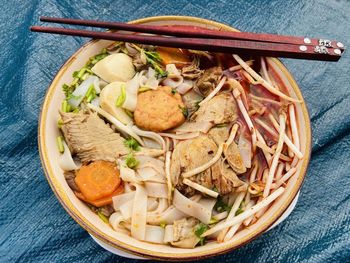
[
  {"left": 178, "top": 105, "right": 188, "bottom": 118},
  {"left": 235, "top": 200, "right": 245, "bottom": 216},
  {"left": 85, "top": 84, "right": 96, "bottom": 103},
  {"left": 116, "top": 85, "right": 126, "bottom": 107},
  {"left": 97, "top": 211, "right": 109, "bottom": 224},
  {"left": 57, "top": 119, "right": 64, "bottom": 129},
  {"left": 138, "top": 86, "right": 152, "bottom": 93},
  {"left": 81, "top": 72, "right": 90, "bottom": 81},
  {"left": 209, "top": 217, "right": 219, "bottom": 224},
  {"left": 56, "top": 136, "right": 65, "bottom": 153},
  {"left": 216, "top": 123, "right": 227, "bottom": 128},
  {"left": 61, "top": 100, "right": 68, "bottom": 112},
  {"left": 141, "top": 48, "right": 168, "bottom": 78},
  {"left": 214, "top": 197, "right": 231, "bottom": 213},
  {"left": 194, "top": 223, "right": 209, "bottom": 246},
  {"left": 125, "top": 153, "right": 139, "bottom": 169},
  {"left": 171, "top": 89, "right": 177, "bottom": 95},
  {"left": 124, "top": 137, "right": 141, "bottom": 151},
  {"left": 124, "top": 109, "right": 134, "bottom": 118}
]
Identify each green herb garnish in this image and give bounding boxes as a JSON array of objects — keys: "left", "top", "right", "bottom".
[
  {"left": 159, "top": 222, "right": 167, "bottom": 229},
  {"left": 124, "top": 109, "right": 134, "bottom": 118},
  {"left": 85, "top": 84, "right": 96, "bottom": 103},
  {"left": 116, "top": 85, "right": 126, "bottom": 107},
  {"left": 171, "top": 89, "right": 177, "bottom": 95},
  {"left": 57, "top": 119, "right": 64, "bottom": 129},
  {"left": 209, "top": 217, "right": 219, "bottom": 225},
  {"left": 97, "top": 211, "right": 109, "bottom": 224},
  {"left": 124, "top": 137, "right": 141, "bottom": 151},
  {"left": 62, "top": 84, "right": 75, "bottom": 99},
  {"left": 215, "top": 123, "right": 227, "bottom": 128},
  {"left": 194, "top": 223, "right": 209, "bottom": 246},
  {"left": 178, "top": 105, "right": 188, "bottom": 118},
  {"left": 138, "top": 86, "right": 152, "bottom": 93},
  {"left": 214, "top": 197, "right": 231, "bottom": 213},
  {"left": 134, "top": 45, "right": 167, "bottom": 78},
  {"left": 56, "top": 136, "right": 65, "bottom": 153},
  {"left": 235, "top": 200, "right": 245, "bottom": 216},
  {"left": 125, "top": 153, "right": 139, "bottom": 169},
  {"left": 61, "top": 100, "right": 71, "bottom": 113}
]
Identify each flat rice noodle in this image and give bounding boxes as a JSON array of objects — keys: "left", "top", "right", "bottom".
[
  {"left": 147, "top": 205, "right": 186, "bottom": 225},
  {"left": 163, "top": 225, "right": 174, "bottom": 243},
  {"left": 142, "top": 137, "right": 162, "bottom": 149},
  {"left": 145, "top": 182, "right": 168, "bottom": 198},
  {"left": 172, "top": 120, "right": 213, "bottom": 134},
  {"left": 119, "top": 199, "right": 133, "bottom": 220},
  {"left": 109, "top": 211, "right": 129, "bottom": 234},
  {"left": 136, "top": 156, "right": 165, "bottom": 174},
  {"left": 137, "top": 167, "right": 158, "bottom": 181},
  {"left": 147, "top": 198, "right": 168, "bottom": 215},
  {"left": 112, "top": 191, "right": 135, "bottom": 211},
  {"left": 118, "top": 160, "right": 142, "bottom": 184},
  {"left": 144, "top": 225, "right": 165, "bottom": 244},
  {"left": 147, "top": 197, "right": 159, "bottom": 211},
  {"left": 159, "top": 132, "right": 200, "bottom": 140},
  {"left": 131, "top": 185, "right": 148, "bottom": 240},
  {"left": 173, "top": 189, "right": 215, "bottom": 224},
  {"left": 131, "top": 125, "right": 165, "bottom": 150}
]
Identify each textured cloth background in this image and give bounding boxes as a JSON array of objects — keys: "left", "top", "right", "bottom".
[{"left": 0, "top": 0, "right": 349, "bottom": 262}]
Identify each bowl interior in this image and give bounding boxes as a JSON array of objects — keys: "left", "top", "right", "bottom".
[{"left": 38, "top": 16, "right": 311, "bottom": 260}]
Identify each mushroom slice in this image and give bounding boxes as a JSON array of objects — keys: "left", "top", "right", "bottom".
[{"left": 223, "top": 142, "right": 247, "bottom": 174}]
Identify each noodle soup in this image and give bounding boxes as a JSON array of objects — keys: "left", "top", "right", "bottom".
[{"left": 39, "top": 17, "right": 311, "bottom": 259}]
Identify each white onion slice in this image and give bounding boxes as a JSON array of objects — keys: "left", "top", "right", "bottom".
[
  {"left": 58, "top": 141, "right": 81, "bottom": 171},
  {"left": 68, "top": 76, "right": 99, "bottom": 108},
  {"left": 176, "top": 79, "right": 194, "bottom": 94}
]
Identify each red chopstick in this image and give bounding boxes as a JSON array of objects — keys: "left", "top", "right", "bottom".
[
  {"left": 39, "top": 16, "right": 345, "bottom": 51},
  {"left": 30, "top": 26, "right": 343, "bottom": 61}
]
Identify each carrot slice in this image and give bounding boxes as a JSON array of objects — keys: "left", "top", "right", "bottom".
[
  {"left": 75, "top": 183, "right": 124, "bottom": 207},
  {"left": 157, "top": 47, "right": 191, "bottom": 68},
  {"left": 75, "top": 161, "right": 121, "bottom": 201}
]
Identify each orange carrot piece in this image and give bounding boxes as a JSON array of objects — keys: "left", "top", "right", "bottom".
[
  {"left": 75, "top": 183, "right": 124, "bottom": 207},
  {"left": 75, "top": 161, "right": 121, "bottom": 201},
  {"left": 157, "top": 47, "right": 191, "bottom": 68}
]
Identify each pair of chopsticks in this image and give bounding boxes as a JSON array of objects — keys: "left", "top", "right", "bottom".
[{"left": 30, "top": 17, "right": 345, "bottom": 61}]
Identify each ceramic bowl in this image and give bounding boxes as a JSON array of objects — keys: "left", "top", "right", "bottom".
[{"left": 38, "top": 16, "right": 312, "bottom": 260}]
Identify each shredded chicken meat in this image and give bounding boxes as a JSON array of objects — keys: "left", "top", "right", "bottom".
[
  {"left": 170, "top": 135, "right": 245, "bottom": 196},
  {"left": 192, "top": 93, "right": 238, "bottom": 124}
]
